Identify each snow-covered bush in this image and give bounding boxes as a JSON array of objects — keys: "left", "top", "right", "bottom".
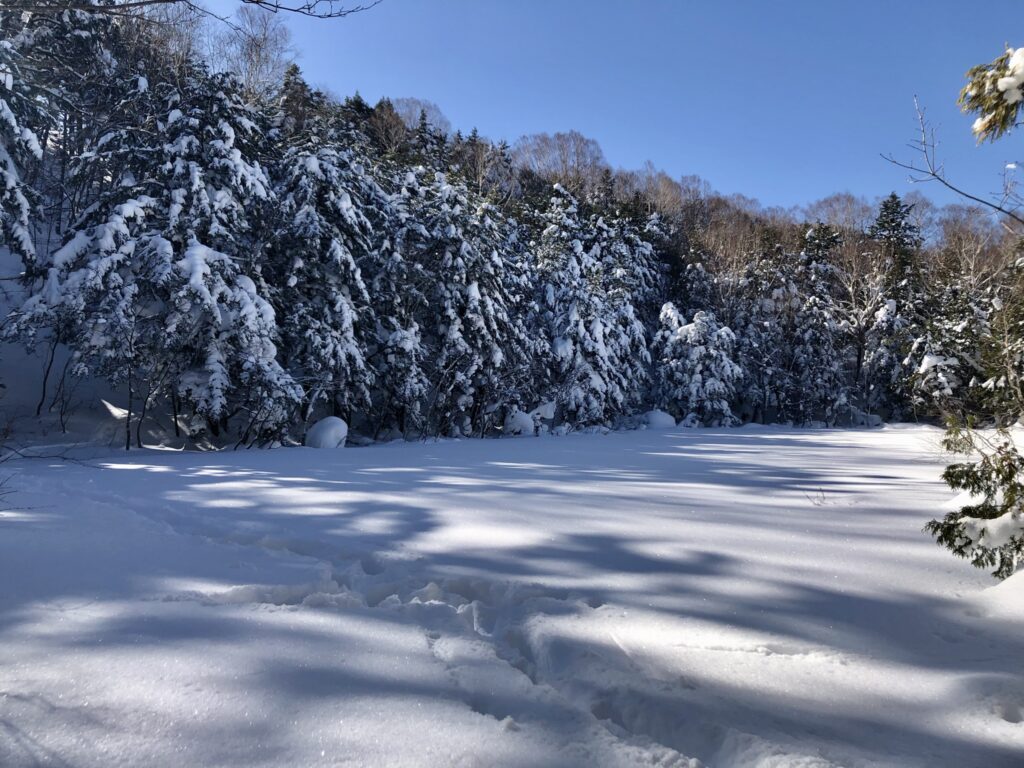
[
  {"left": 305, "top": 416, "right": 349, "bottom": 448},
  {"left": 653, "top": 304, "right": 741, "bottom": 427},
  {"left": 503, "top": 407, "right": 534, "bottom": 436},
  {"left": 927, "top": 427, "right": 1024, "bottom": 580},
  {"left": 644, "top": 409, "right": 676, "bottom": 429}
]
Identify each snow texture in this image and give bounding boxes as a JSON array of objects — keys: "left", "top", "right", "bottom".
[{"left": 0, "top": 426, "right": 1021, "bottom": 767}]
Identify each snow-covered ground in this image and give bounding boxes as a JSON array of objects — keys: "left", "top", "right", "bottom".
[{"left": 0, "top": 425, "right": 1021, "bottom": 767}]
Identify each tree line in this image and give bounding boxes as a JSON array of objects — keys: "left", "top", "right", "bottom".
[{"left": 2, "top": 3, "right": 1020, "bottom": 446}]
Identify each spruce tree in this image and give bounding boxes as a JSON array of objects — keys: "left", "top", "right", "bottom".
[
  {"left": 864, "top": 193, "right": 924, "bottom": 418},
  {"left": 16, "top": 62, "right": 299, "bottom": 446},
  {"left": 653, "top": 303, "right": 741, "bottom": 426},
  {"left": 792, "top": 224, "right": 849, "bottom": 424},
  {"left": 400, "top": 169, "right": 536, "bottom": 436}
]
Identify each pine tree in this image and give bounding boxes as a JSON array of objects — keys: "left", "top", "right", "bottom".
[
  {"left": 653, "top": 303, "right": 741, "bottom": 426},
  {"left": 734, "top": 246, "right": 799, "bottom": 423},
  {"left": 863, "top": 193, "right": 924, "bottom": 418},
  {"left": 909, "top": 278, "right": 990, "bottom": 416},
  {"left": 267, "top": 131, "right": 389, "bottom": 428},
  {"left": 16, "top": 62, "right": 299, "bottom": 446},
  {"left": 0, "top": 34, "right": 43, "bottom": 271},
  {"left": 590, "top": 210, "right": 661, "bottom": 411},
  {"left": 401, "top": 169, "right": 536, "bottom": 436},
  {"left": 534, "top": 186, "right": 648, "bottom": 427},
  {"left": 791, "top": 224, "right": 849, "bottom": 424}
]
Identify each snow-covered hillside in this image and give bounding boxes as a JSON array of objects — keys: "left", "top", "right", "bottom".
[{"left": 1, "top": 426, "right": 1021, "bottom": 767}]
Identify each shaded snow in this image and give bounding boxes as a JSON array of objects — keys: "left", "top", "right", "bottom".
[{"left": 0, "top": 426, "right": 1021, "bottom": 767}]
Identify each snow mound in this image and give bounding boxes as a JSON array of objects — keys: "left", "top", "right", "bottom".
[
  {"left": 305, "top": 416, "right": 349, "bottom": 448},
  {"left": 644, "top": 409, "right": 676, "bottom": 429},
  {"left": 530, "top": 401, "right": 556, "bottom": 421},
  {"left": 974, "top": 570, "right": 1024, "bottom": 620},
  {"left": 504, "top": 408, "right": 534, "bottom": 437}
]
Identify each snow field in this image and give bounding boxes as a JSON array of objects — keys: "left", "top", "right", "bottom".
[{"left": 0, "top": 426, "right": 1021, "bottom": 767}]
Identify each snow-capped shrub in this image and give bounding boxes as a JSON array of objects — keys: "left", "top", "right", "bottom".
[
  {"left": 305, "top": 416, "right": 349, "bottom": 448},
  {"left": 503, "top": 407, "right": 535, "bottom": 436},
  {"left": 644, "top": 409, "right": 676, "bottom": 429}
]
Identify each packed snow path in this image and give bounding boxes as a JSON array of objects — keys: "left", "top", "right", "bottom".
[{"left": 1, "top": 426, "right": 1021, "bottom": 767}]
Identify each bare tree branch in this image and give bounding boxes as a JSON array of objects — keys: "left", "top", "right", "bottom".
[
  {"left": 4, "top": 0, "right": 381, "bottom": 20},
  {"left": 882, "top": 98, "right": 1024, "bottom": 231}
]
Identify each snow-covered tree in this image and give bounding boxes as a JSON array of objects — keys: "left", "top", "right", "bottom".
[
  {"left": 733, "top": 247, "right": 799, "bottom": 423},
  {"left": 928, "top": 427, "right": 1024, "bottom": 579},
  {"left": 862, "top": 194, "right": 925, "bottom": 418},
  {"left": 791, "top": 225, "right": 849, "bottom": 424},
  {"left": 653, "top": 303, "right": 741, "bottom": 426},
  {"left": 589, "top": 210, "right": 662, "bottom": 412},
  {"left": 267, "top": 136, "right": 387, "bottom": 427},
  {"left": 15, "top": 63, "right": 299, "bottom": 446},
  {"left": 0, "top": 35, "right": 42, "bottom": 271},
  {"left": 400, "top": 169, "right": 537, "bottom": 436},
  {"left": 534, "top": 186, "right": 646, "bottom": 427},
  {"left": 910, "top": 280, "right": 990, "bottom": 415}
]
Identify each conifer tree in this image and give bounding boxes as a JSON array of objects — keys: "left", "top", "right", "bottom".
[
  {"left": 863, "top": 193, "right": 924, "bottom": 418},
  {"left": 0, "top": 34, "right": 43, "bottom": 271},
  {"left": 791, "top": 224, "right": 849, "bottom": 424},
  {"left": 267, "top": 131, "right": 387, "bottom": 427},
  {"left": 534, "top": 186, "right": 648, "bottom": 427},
  {"left": 16, "top": 61, "right": 299, "bottom": 446},
  {"left": 653, "top": 303, "right": 741, "bottom": 426},
  {"left": 401, "top": 169, "right": 536, "bottom": 435}
]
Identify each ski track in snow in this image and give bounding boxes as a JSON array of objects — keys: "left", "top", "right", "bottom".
[{"left": 0, "top": 425, "right": 1022, "bottom": 767}]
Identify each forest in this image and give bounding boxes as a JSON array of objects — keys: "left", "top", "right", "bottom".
[{"left": 2, "top": 3, "right": 1023, "bottom": 574}]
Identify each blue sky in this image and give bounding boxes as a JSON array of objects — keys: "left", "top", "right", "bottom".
[{"left": 214, "top": 0, "right": 1021, "bottom": 209}]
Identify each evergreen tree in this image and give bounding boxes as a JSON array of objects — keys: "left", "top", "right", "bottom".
[
  {"left": 401, "top": 169, "right": 536, "bottom": 436},
  {"left": 927, "top": 426, "right": 1024, "bottom": 579},
  {"left": 0, "top": 33, "right": 43, "bottom": 271},
  {"left": 653, "top": 303, "right": 741, "bottom": 426},
  {"left": 791, "top": 224, "right": 849, "bottom": 424},
  {"left": 15, "top": 63, "right": 299, "bottom": 446},
  {"left": 733, "top": 246, "right": 799, "bottom": 423},
  {"left": 534, "top": 186, "right": 647, "bottom": 427},
  {"left": 863, "top": 193, "right": 925, "bottom": 418},
  {"left": 267, "top": 132, "right": 389, "bottom": 428}
]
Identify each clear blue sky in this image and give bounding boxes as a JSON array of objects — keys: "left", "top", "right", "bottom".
[{"left": 214, "top": 0, "right": 1021, "bottom": 209}]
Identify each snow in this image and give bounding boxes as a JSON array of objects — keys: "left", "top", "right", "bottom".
[
  {"left": 304, "top": 415, "right": 349, "bottom": 448},
  {"left": 645, "top": 409, "right": 677, "bottom": 429},
  {"left": 530, "top": 400, "right": 556, "bottom": 421},
  {"left": 503, "top": 407, "right": 534, "bottom": 436},
  {"left": 0, "top": 426, "right": 1021, "bottom": 767}
]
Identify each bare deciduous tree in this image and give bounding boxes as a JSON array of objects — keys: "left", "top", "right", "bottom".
[
  {"left": 368, "top": 98, "right": 408, "bottom": 155},
  {"left": 391, "top": 97, "right": 451, "bottom": 135},
  {"left": 215, "top": 5, "right": 294, "bottom": 102},
  {"left": 512, "top": 130, "right": 607, "bottom": 197},
  {"left": 6, "top": 0, "right": 379, "bottom": 20}
]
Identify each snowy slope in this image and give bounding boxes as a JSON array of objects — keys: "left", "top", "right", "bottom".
[{"left": 0, "top": 426, "right": 1021, "bottom": 767}]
